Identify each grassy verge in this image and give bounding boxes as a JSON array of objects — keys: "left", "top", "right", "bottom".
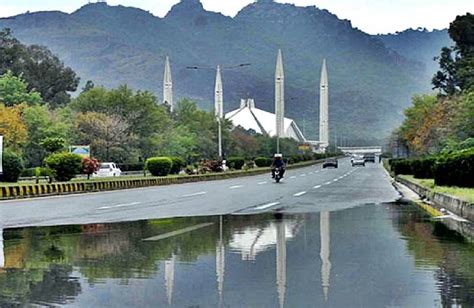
[
  {"left": 401, "top": 175, "right": 474, "bottom": 204},
  {"left": 0, "top": 159, "right": 321, "bottom": 188}
]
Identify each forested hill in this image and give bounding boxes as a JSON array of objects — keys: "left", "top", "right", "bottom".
[
  {"left": 0, "top": 0, "right": 450, "bottom": 144},
  {"left": 378, "top": 28, "right": 452, "bottom": 78}
]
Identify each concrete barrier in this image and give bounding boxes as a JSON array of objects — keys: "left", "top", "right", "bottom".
[
  {"left": 396, "top": 175, "right": 474, "bottom": 222},
  {"left": 0, "top": 159, "right": 326, "bottom": 200}
]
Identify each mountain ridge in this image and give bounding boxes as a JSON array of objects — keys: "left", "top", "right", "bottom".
[{"left": 0, "top": 0, "right": 451, "bottom": 144}]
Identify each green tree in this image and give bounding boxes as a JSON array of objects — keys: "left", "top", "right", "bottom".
[
  {"left": 433, "top": 13, "right": 474, "bottom": 94},
  {"left": 0, "top": 71, "right": 41, "bottom": 106},
  {"left": 0, "top": 29, "right": 79, "bottom": 107}
]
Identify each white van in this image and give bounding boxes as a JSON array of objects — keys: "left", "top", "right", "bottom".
[{"left": 93, "top": 162, "right": 122, "bottom": 177}]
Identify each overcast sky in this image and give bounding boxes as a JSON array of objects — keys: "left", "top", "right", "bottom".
[{"left": 0, "top": 0, "right": 471, "bottom": 34}]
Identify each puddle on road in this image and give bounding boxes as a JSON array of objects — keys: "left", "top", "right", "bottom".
[{"left": 0, "top": 203, "right": 473, "bottom": 307}]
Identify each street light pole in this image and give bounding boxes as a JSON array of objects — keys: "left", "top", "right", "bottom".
[{"left": 187, "top": 63, "right": 251, "bottom": 160}]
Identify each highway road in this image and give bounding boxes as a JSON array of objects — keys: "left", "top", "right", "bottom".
[{"left": 0, "top": 158, "right": 400, "bottom": 228}]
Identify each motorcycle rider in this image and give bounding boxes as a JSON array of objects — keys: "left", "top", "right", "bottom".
[{"left": 271, "top": 154, "right": 286, "bottom": 178}]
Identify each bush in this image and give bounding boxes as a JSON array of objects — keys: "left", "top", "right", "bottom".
[
  {"left": 390, "top": 159, "right": 413, "bottom": 175},
  {"left": 227, "top": 157, "right": 245, "bottom": 170},
  {"left": 82, "top": 157, "right": 100, "bottom": 179},
  {"left": 0, "top": 149, "right": 24, "bottom": 182},
  {"left": 254, "top": 157, "right": 272, "bottom": 167},
  {"left": 434, "top": 148, "right": 474, "bottom": 188},
  {"left": 146, "top": 157, "right": 173, "bottom": 176},
  {"left": 116, "top": 163, "right": 145, "bottom": 172},
  {"left": 170, "top": 157, "right": 185, "bottom": 174},
  {"left": 412, "top": 157, "right": 436, "bottom": 179},
  {"left": 290, "top": 155, "right": 301, "bottom": 164},
  {"left": 44, "top": 152, "right": 82, "bottom": 182}
]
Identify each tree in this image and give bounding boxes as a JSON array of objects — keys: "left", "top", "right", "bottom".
[
  {"left": 22, "top": 104, "right": 73, "bottom": 166},
  {"left": 433, "top": 13, "right": 474, "bottom": 94},
  {"left": 40, "top": 137, "right": 66, "bottom": 154},
  {"left": 75, "top": 112, "right": 135, "bottom": 161},
  {"left": 0, "top": 71, "right": 42, "bottom": 106},
  {"left": 0, "top": 28, "right": 79, "bottom": 107},
  {"left": 0, "top": 104, "right": 28, "bottom": 152}
]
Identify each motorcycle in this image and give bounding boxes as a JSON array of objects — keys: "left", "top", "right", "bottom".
[{"left": 274, "top": 167, "right": 283, "bottom": 183}]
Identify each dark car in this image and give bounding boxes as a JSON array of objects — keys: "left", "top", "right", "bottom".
[
  {"left": 363, "top": 153, "right": 375, "bottom": 163},
  {"left": 323, "top": 158, "right": 338, "bottom": 168}
]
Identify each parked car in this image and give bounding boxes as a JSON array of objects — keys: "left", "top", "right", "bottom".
[
  {"left": 94, "top": 162, "right": 122, "bottom": 177},
  {"left": 363, "top": 153, "right": 376, "bottom": 163},
  {"left": 351, "top": 156, "right": 365, "bottom": 167},
  {"left": 323, "top": 158, "right": 338, "bottom": 168}
]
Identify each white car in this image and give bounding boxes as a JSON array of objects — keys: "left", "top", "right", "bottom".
[
  {"left": 94, "top": 162, "right": 122, "bottom": 177},
  {"left": 351, "top": 155, "right": 365, "bottom": 167}
]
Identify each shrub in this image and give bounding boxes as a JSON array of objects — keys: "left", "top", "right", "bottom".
[
  {"left": 0, "top": 149, "right": 24, "bottom": 182},
  {"left": 116, "top": 163, "right": 145, "bottom": 172},
  {"left": 82, "top": 157, "right": 100, "bottom": 179},
  {"left": 290, "top": 155, "right": 301, "bottom": 164},
  {"left": 44, "top": 152, "right": 82, "bottom": 182},
  {"left": 146, "top": 157, "right": 173, "bottom": 176},
  {"left": 254, "top": 157, "right": 272, "bottom": 167},
  {"left": 434, "top": 148, "right": 474, "bottom": 188},
  {"left": 227, "top": 157, "right": 245, "bottom": 170},
  {"left": 412, "top": 157, "right": 436, "bottom": 179},
  {"left": 170, "top": 157, "right": 185, "bottom": 174},
  {"left": 390, "top": 159, "right": 413, "bottom": 175}
]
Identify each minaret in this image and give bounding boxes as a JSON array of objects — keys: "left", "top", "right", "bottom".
[
  {"left": 319, "top": 59, "right": 329, "bottom": 150},
  {"left": 320, "top": 212, "right": 331, "bottom": 301},
  {"left": 215, "top": 65, "right": 224, "bottom": 119},
  {"left": 276, "top": 220, "right": 287, "bottom": 308},
  {"left": 275, "top": 49, "right": 285, "bottom": 141},
  {"left": 216, "top": 216, "right": 225, "bottom": 306},
  {"left": 163, "top": 56, "right": 173, "bottom": 111},
  {"left": 164, "top": 254, "right": 175, "bottom": 305}
]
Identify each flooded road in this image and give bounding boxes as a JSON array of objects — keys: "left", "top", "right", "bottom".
[{"left": 1, "top": 203, "right": 473, "bottom": 307}]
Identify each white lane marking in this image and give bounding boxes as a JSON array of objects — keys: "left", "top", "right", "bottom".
[
  {"left": 293, "top": 191, "right": 307, "bottom": 197},
  {"left": 313, "top": 185, "right": 322, "bottom": 189},
  {"left": 300, "top": 174, "right": 307, "bottom": 177},
  {"left": 290, "top": 176, "right": 297, "bottom": 179},
  {"left": 309, "top": 172, "right": 314, "bottom": 175},
  {"left": 338, "top": 176, "right": 344, "bottom": 179},
  {"left": 143, "top": 223, "right": 214, "bottom": 241},
  {"left": 333, "top": 179, "right": 339, "bottom": 182},
  {"left": 325, "top": 181, "right": 332, "bottom": 185},
  {"left": 255, "top": 202, "right": 281, "bottom": 210},
  {"left": 258, "top": 181, "right": 268, "bottom": 185},
  {"left": 182, "top": 191, "right": 207, "bottom": 197},
  {"left": 98, "top": 202, "right": 140, "bottom": 210},
  {"left": 229, "top": 185, "right": 243, "bottom": 189}
]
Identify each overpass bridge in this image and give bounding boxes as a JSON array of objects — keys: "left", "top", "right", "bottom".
[{"left": 338, "top": 146, "right": 382, "bottom": 155}]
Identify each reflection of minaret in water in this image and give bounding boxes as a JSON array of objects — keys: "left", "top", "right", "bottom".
[
  {"left": 320, "top": 212, "right": 331, "bottom": 301},
  {"left": 165, "top": 254, "right": 175, "bottom": 305},
  {"left": 276, "top": 219, "right": 286, "bottom": 308},
  {"left": 0, "top": 229, "right": 4, "bottom": 268},
  {"left": 216, "top": 216, "right": 225, "bottom": 306}
]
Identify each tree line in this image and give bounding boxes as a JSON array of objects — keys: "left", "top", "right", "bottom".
[
  {"left": 0, "top": 28, "right": 302, "bottom": 176},
  {"left": 391, "top": 13, "right": 474, "bottom": 156}
]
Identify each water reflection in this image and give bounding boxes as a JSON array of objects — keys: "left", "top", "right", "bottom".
[{"left": 0, "top": 204, "right": 473, "bottom": 307}]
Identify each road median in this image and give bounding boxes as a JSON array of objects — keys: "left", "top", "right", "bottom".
[{"left": 0, "top": 159, "right": 324, "bottom": 200}]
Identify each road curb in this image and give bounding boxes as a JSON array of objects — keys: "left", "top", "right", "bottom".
[{"left": 0, "top": 159, "right": 327, "bottom": 201}]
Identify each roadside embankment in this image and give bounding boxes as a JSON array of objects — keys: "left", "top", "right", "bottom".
[
  {"left": 0, "top": 159, "right": 325, "bottom": 200},
  {"left": 396, "top": 175, "right": 474, "bottom": 222}
]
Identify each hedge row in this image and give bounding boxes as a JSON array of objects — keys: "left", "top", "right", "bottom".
[{"left": 389, "top": 148, "right": 474, "bottom": 188}]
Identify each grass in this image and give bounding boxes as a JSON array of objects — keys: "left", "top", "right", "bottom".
[{"left": 402, "top": 175, "right": 474, "bottom": 204}]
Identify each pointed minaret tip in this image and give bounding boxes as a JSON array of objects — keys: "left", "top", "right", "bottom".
[{"left": 275, "top": 49, "right": 284, "bottom": 78}]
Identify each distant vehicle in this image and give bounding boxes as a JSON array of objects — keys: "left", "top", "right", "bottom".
[
  {"left": 352, "top": 156, "right": 365, "bottom": 167},
  {"left": 363, "top": 153, "right": 375, "bottom": 163},
  {"left": 94, "top": 162, "right": 122, "bottom": 177},
  {"left": 323, "top": 158, "right": 338, "bottom": 168}
]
